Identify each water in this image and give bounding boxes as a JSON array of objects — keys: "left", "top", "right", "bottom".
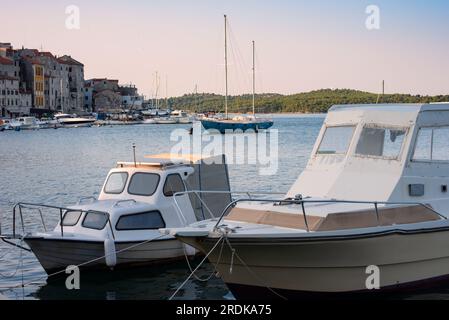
[{"left": 0, "top": 116, "right": 324, "bottom": 300}]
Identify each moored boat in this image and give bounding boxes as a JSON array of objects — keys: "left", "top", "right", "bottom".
[
  {"left": 166, "top": 103, "right": 449, "bottom": 299},
  {"left": 2, "top": 154, "right": 232, "bottom": 274}
]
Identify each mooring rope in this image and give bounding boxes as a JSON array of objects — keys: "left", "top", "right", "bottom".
[
  {"left": 169, "top": 236, "right": 224, "bottom": 300},
  {"left": 0, "top": 236, "right": 25, "bottom": 279},
  {"left": 0, "top": 234, "right": 166, "bottom": 294}
]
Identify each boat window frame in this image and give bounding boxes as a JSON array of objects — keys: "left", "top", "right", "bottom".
[
  {"left": 315, "top": 124, "right": 357, "bottom": 156},
  {"left": 81, "top": 211, "right": 109, "bottom": 230},
  {"left": 127, "top": 172, "right": 161, "bottom": 197},
  {"left": 103, "top": 172, "right": 129, "bottom": 195},
  {"left": 163, "top": 173, "right": 186, "bottom": 197},
  {"left": 115, "top": 210, "right": 166, "bottom": 231},
  {"left": 61, "top": 210, "right": 83, "bottom": 227},
  {"left": 411, "top": 125, "right": 449, "bottom": 164},
  {"left": 353, "top": 124, "right": 409, "bottom": 161}
]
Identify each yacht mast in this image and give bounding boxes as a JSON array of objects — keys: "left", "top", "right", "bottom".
[
  {"left": 224, "top": 14, "right": 228, "bottom": 119},
  {"left": 252, "top": 40, "right": 255, "bottom": 116}
]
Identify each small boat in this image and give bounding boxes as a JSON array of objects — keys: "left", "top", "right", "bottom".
[
  {"left": 171, "top": 110, "right": 192, "bottom": 124},
  {"left": 200, "top": 16, "right": 273, "bottom": 134},
  {"left": 142, "top": 118, "right": 156, "bottom": 124},
  {"left": 54, "top": 113, "right": 96, "bottom": 128},
  {"left": 12, "top": 117, "right": 41, "bottom": 130},
  {"left": 166, "top": 103, "right": 449, "bottom": 299},
  {"left": 2, "top": 154, "right": 231, "bottom": 274},
  {"left": 154, "top": 117, "right": 178, "bottom": 124}
]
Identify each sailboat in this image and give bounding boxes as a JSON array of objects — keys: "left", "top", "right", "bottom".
[{"left": 200, "top": 15, "right": 274, "bottom": 134}]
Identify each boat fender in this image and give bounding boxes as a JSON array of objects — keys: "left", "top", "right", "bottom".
[
  {"left": 104, "top": 239, "right": 117, "bottom": 269},
  {"left": 184, "top": 243, "right": 196, "bottom": 256}
]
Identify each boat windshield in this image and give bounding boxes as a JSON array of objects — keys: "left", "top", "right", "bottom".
[
  {"left": 104, "top": 172, "right": 128, "bottom": 194},
  {"left": 317, "top": 126, "right": 355, "bottom": 155},
  {"left": 355, "top": 126, "right": 407, "bottom": 159}
]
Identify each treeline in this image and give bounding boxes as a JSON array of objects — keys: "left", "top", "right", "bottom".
[{"left": 166, "top": 89, "right": 449, "bottom": 114}]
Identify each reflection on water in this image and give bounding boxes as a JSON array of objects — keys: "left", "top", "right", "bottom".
[{"left": 0, "top": 116, "right": 324, "bottom": 300}]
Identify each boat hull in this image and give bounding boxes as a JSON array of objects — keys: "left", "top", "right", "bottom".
[
  {"left": 179, "top": 227, "right": 449, "bottom": 299},
  {"left": 25, "top": 237, "right": 187, "bottom": 274},
  {"left": 201, "top": 119, "right": 273, "bottom": 134}
]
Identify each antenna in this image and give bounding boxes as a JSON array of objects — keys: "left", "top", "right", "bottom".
[{"left": 132, "top": 144, "right": 137, "bottom": 167}]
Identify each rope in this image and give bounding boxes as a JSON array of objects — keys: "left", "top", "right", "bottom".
[
  {"left": 0, "top": 234, "right": 166, "bottom": 294},
  {"left": 169, "top": 236, "right": 224, "bottom": 300},
  {"left": 182, "top": 236, "right": 225, "bottom": 282},
  {"left": 0, "top": 236, "right": 25, "bottom": 279}
]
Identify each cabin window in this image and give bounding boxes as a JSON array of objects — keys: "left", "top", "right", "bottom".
[
  {"left": 355, "top": 126, "right": 406, "bottom": 159},
  {"left": 104, "top": 172, "right": 128, "bottom": 194},
  {"left": 413, "top": 127, "right": 449, "bottom": 162},
  {"left": 163, "top": 174, "right": 186, "bottom": 197},
  {"left": 82, "top": 211, "right": 109, "bottom": 230},
  {"left": 128, "top": 173, "right": 160, "bottom": 196},
  {"left": 317, "top": 126, "right": 355, "bottom": 155},
  {"left": 115, "top": 211, "right": 165, "bottom": 231},
  {"left": 61, "top": 210, "right": 82, "bottom": 226}
]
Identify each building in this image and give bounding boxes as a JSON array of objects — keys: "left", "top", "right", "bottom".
[
  {"left": 119, "top": 84, "right": 143, "bottom": 109},
  {"left": 85, "top": 78, "right": 122, "bottom": 112},
  {"left": 1, "top": 45, "right": 86, "bottom": 116},
  {"left": 0, "top": 53, "right": 31, "bottom": 117}
]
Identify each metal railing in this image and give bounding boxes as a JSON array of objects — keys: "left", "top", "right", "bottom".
[
  {"left": 172, "top": 190, "right": 286, "bottom": 224},
  {"left": 9, "top": 202, "right": 116, "bottom": 240},
  {"left": 211, "top": 197, "right": 446, "bottom": 232}
]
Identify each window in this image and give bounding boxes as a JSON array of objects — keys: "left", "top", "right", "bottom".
[
  {"left": 413, "top": 127, "right": 449, "bottom": 162},
  {"left": 317, "top": 126, "right": 355, "bottom": 155},
  {"left": 163, "top": 174, "right": 186, "bottom": 196},
  {"left": 104, "top": 172, "right": 128, "bottom": 194},
  {"left": 128, "top": 173, "right": 160, "bottom": 196},
  {"left": 116, "top": 211, "right": 165, "bottom": 231},
  {"left": 61, "top": 210, "right": 82, "bottom": 226},
  {"left": 82, "top": 211, "right": 108, "bottom": 230},
  {"left": 355, "top": 126, "right": 406, "bottom": 159}
]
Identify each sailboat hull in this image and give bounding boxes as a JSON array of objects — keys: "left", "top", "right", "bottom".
[{"left": 200, "top": 119, "right": 273, "bottom": 134}]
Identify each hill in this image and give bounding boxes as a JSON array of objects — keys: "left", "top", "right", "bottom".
[{"left": 166, "top": 89, "right": 449, "bottom": 113}]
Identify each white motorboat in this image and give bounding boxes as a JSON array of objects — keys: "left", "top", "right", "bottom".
[
  {"left": 2, "top": 154, "right": 232, "bottom": 274},
  {"left": 154, "top": 117, "right": 178, "bottom": 124},
  {"left": 54, "top": 113, "right": 96, "bottom": 128},
  {"left": 171, "top": 110, "right": 192, "bottom": 124},
  {"left": 10, "top": 117, "right": 41, "bottom": 130},
  {"left": 165, "top": 103, "right": 449, "bottom": 299}
]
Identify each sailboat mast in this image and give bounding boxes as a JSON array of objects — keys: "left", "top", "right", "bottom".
[
  {"left": 252, "top": 40, "right": 255, "bottom": 116},
  {"left": 224, "top": 14, "right": 228, "bottom": 119}
]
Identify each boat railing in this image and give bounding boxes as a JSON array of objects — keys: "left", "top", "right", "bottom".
[
  {"left": 4, "top": 202, "right": 116, "bottom": 240},
  {"left": 172, "top": 190, "right": 286, "bottom": 223},
  {"left": 210, "top": 197, "right": 447, "bottom": 232}
]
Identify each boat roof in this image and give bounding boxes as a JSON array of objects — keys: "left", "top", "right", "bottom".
[{"left": 329, "top": 103, "right": 449, "bottom": 113}]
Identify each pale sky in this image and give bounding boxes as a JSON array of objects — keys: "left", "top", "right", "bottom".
[{"left": 3, "top": 0, "right": 449, "bottom": 98}]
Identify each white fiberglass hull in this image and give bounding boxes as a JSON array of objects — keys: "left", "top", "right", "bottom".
[
  {"left": 178, "top": 224, "right": 449, "bottom": 299},
  {"left": 25, "top": 236, "right": 188, "bottom": 274}
]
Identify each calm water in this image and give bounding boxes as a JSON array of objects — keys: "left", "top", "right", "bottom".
[{"left": 0, "top": 115, "right": 323, "bottom": 300}]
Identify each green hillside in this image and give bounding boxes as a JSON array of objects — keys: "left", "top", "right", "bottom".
[{"left": 167, "top": 89, "right": 449, "bottom": 114}]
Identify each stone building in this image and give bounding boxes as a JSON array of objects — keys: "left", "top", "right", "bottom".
[
  {"left": 85, "top": 78, "right": 122, "bottom": 112},
  {"left": 0, "top": 54, "right": 31, "bottom": 117}
]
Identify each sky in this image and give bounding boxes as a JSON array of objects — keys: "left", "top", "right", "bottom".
[{"left": 2, "top": 0, "right": 449, "bottom": 98}]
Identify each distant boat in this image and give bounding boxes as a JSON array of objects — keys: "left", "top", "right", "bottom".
[
  {"left": 201, "top": 16, "right": 273, "bottom": 134},
  {"left": 54, "top": 113, "right": 96, "bottom": 128},
  {"left": 154, "top": 117, "right": 177, "bottom": 124}
]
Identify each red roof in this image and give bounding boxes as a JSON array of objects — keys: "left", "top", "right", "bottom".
[{"left": 0, "top": 56, "right": 13, "bottom": 65}]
